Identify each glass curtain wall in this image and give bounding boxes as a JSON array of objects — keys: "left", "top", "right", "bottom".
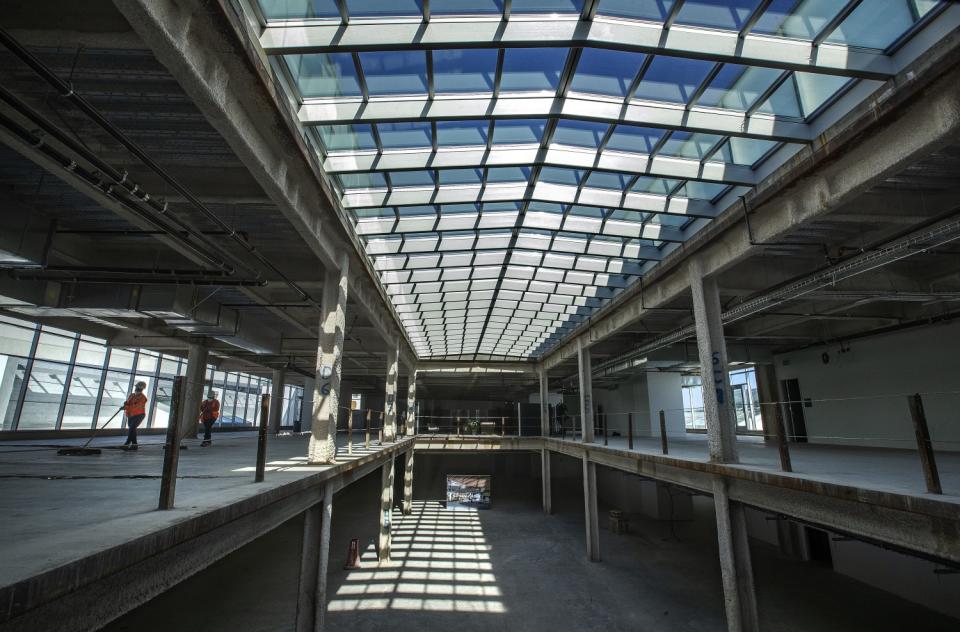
[
  {"left": 681, "top": 366, "right": 762, "bottom": 433},
  {"left": 0, "top": 315, "right": 303, "bottom": 432}
]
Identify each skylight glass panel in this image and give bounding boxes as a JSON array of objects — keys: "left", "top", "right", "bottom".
[
  {"left": 755, "top": 78, "right": 802, "bottom": 118},
  {"left": 586, "top": 171, "right": 633, "bottom": 190},
  {"left": 680, "top": 181, "right": 728, "bottom": 200},
  {"left": 597, "top": 0, "right": 677, "bottom": 20},
  {"left": 355, "top": 207, "right": 395, "bottom": 218},
  {"left": 390, "top": 170, "right": 436, "bottom": 187},
  {"left": 316, "top": 124, "right": 376, "bottom": 151},
  {"left": 338, "top": 172, "right": 387, "bottom": 189},
  {"left": 346, "top": 0, "right": 424, "bottom": 17},
  {"left": 487, "top": 166, "right": 532, "bottom": 182},
  {"left": 634, "top": 56, "right": 714, "bottom": 104},
  {"left": 358, "top": 51, "right": 428, "bottom": 95},
  {"left": 659, "top": 131, "right": 722, "bottom": 159},
  {"left": 436, "top": 120, "right": 488, "bottom": 146},
  {"left": 431, "top": 0, "right": 505, "bottom": 14},
  {"left": 751, "top": 0, "right": 847, "bottom": 40},
  {"left": 696, "top": 64, "right": 783, "bottom": 111},
  {"left": 285, "top": 53, "right": 360, "bottom": 98},
  {"left": 540, "top": 167, "right": 587, "bottom": 186},
  {"left": 500, "top": 48, "right": 567, "bottom": 93},
  {"left": 794, "top": 72, "right": 850, "bottom": 117},
  {"left": 258, "top": 0, "right": 340, "bottom": 20},
  {"left": 570, "top": 49, "right": 645, "bottom": 97},
  {"left": 673, "top": 0, "right": 764, "bottom": 30},
  {"left": 605, "top": 125, "right": 664, "bottom": 153},
  {"left": 438, "top": 168, "right": 484, "bottom": 185},
  {"left": 511, "top": 0, "right": 583, "bottom": 14},
  {"left": 632, "top": 176, "right": 679, "bottom": 194},
  {"left": 433, "top": 49, "right": 498, "bottom": 93},
  {"left": 492, "top": 119, "right": 546, "bottom": 144},
  {"left": 398, "top": 205, "right": 438, "bottom": 216},
  {"left": 552, "top": 120, "right": 610, "bottom": 148},
  {"left": 377, "top": 122, "right": 432, "bottom": 149},
  {"left": 825, "top": 0, "right": 934, "bottom": 51},
  {"left": 717, "top": 136, "right": 779, "bottom": 166}
]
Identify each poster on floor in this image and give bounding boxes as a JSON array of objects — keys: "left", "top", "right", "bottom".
[{"left": 446, "top": 474, "right": 491, "bottom": 510}]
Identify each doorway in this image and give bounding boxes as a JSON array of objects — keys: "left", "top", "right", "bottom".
[{"left": 781, "top": 379, "right": 808, "bottom": 442}]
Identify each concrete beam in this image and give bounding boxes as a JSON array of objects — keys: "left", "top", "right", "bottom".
[
  {"left": 416, "top": 360, "right": 537, "bottom": 374},
  {"left": 541, "top": 30, "right": 960, "bottom": 371},
  {"left": 112, "top": 0, "right": 416, "bottom": 364}
]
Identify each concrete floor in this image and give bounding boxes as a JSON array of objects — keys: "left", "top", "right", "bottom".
[
  {"left": 0, "top": 431, "right": 397, "bottom": 591},
  {"left": 569, "top": 433, "right": 960, "bottom": 502},
  {"left": 100, "top": 467, "right": 960, "bottom": 632}
]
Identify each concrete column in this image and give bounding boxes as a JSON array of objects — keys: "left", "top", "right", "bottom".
[
  {"left": 538, "top": 365, "right": 549, "bottom": 436},
  {"left": 402, "top": 449, "right": 414, "bottom": 515},
  {"left": 295, "top": 490, "right": 333, "bottom": 632},
  {"left": 582, "top": 456, "right": 600, "bottom": 561},
  {"left": 181, "top": 343, "right": 207, "bottom": 440},
  {"left": 406, "top": 369, "right": 417, "bottom": 435},
  {"left": 299, "top": 378, "right": 315, "bottom": 433},
  {"left": 268, "top": 368, "right": 285, "bottom": 435},
  {"left": 308, "top": 253, "right": 349, "bottom": 464},
  {"left": 383, "top": 337, "right": 399, "bottom": 442},
  {"left": 378, "top": 458, "right": 395, "bottom": 563},
  {"left": 713, "top": 478, "right": 759, "bottom": 632},
  {"left": 541, "top": 449, "right": 552, "bottom": 515},
  {"left": 689, "top": 259, "right": 737, "bottom": 463},
  {"left": 577, "top": 338, "right": 594, "bottom": 443}
]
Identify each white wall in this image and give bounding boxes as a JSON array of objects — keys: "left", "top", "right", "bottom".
[
  {"left": 774, "top": 319, "right": 960, "bottom": 451},
  {"left": 594, "top": 372, "right": 685, "bottom": 437}
]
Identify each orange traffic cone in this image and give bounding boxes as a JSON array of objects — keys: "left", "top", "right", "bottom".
[{"left": 344, "top": 537, "right": 361, "bottom": 569}]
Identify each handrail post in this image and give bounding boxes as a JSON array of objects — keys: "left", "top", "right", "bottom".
[
  {"left": 908, "top": 393, "right": 941, "bottom": 494},
  {"left": 627, "top": 412, "right": 633, "bottom": 450},
  {"left": 659, "top": 409, "right": 668, "bottom": 455},
  {"left": 255, "top": 393, "right": 270, "bottom": 483},
  {"left": 158, "top": 375, "right": 184, "bottom": 510},
  {"left": 603, "top": 413, "right": 608, "bottom": 446},
  {"left": 378, "top": 411, "right": 384, "bottom": 444},
  {"left": 771, "top": 401, "right": 793, "bottom": 472}
]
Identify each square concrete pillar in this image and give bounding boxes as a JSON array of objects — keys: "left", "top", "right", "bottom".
[
  {"left": 383, "top": 338, "right": 399, "bottom": 442},
  {"left": 406, "top": 369, "right": 417, "bottom": 435},
  {"left": 539, "top": 365, "right": 549, "bottom": 436},
  {"left": 689, "top": 259, "right": 737, "bottom": 463},
  {"left": 309, "top": 253, "right": 349, "bottom": 464},
  {"left": 379, "top": 458, "right": 395, "bottom": 562},
  {"left": 582, "top": 456, "right": 600, "bottom": 561},
  {"left": 268, "top": 368, "right": 285, "bottom": 435},
  {"left": 295, "top": 490, "right": 333, "bottom": 632},
  {"left": 713, "top": 477, "right": 759, "bottom": 631},
  {"left": 402, "top": 449, "right": 414, "bottom": 514},
  {"left": 181, "top": 343, "right": 208, "bottom": 441},
  {"left": 541, "top": 448, "right": 552, "bottom": 515},
  {"left": 577, "top": 338, "right": 595, "bottom": 443}
]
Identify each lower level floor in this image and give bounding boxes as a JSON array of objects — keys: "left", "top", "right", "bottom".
[{"left": 102, "top": 456, "right": 959, "bottom": 632}]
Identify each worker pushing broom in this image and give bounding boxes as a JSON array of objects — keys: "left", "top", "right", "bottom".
[{"left": 121, "top": 381, "right": 148, "bottom": 451}]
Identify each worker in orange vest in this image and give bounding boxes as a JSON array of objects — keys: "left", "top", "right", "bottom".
[
  {"left": 199, "top": 390, "right": 220, "bottom": 447},
  {"left": 121, "top": 381, "right": 148, "bottom": 451}
]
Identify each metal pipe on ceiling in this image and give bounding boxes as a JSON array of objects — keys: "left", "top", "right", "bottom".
[
  {"left": 0, "top": 28, "right": 321, "bottom": 309},
  {"left": 0, "top": 111, "right": 232, "bottom": 273},
  {"left": 0, "top": 84, "right": 243, "bottom": 275},
  {"left": 8, "top": 271, "right": 267, "bottom": 286}
]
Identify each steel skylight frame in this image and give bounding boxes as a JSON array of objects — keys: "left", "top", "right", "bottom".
[{"left": 245, "top": 0, "right": 950, "bottom": 359}]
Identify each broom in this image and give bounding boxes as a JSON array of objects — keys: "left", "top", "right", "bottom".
[{"left": 57, "top": 408, "right": 122, "bottom": 456}]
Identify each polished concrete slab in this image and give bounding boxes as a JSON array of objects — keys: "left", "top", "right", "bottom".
[
  {"left": 101, "top": 470, "right": 960, "bottom": 632},
  {"left": 566, "top": 433, "right": 960, "bottom": 503},
  {"left": 0, "top": 432, "right": 397, "bottom": 593}
]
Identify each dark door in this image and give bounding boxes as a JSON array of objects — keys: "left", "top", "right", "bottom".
[{"left": 781, "top": 379, "right": 808, "bottom": 443}]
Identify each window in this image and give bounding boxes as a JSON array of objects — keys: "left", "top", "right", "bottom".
[
  {"left": 681, "top": 366, "right": 762, "bottom": 432},
  {"left": 62, "top": 366, "right": 104, "bottom": 430},
  {"left": 18, "top": 361, "right": 69, "bottom": 430}
]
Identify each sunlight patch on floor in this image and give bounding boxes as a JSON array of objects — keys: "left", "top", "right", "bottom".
[{"left": 328, "top": 501, "right": 506, "bottom": 614}]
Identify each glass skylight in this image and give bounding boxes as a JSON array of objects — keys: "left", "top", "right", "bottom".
[{"left": 253, "top": 0, "right": 949, "bottom": 358}]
